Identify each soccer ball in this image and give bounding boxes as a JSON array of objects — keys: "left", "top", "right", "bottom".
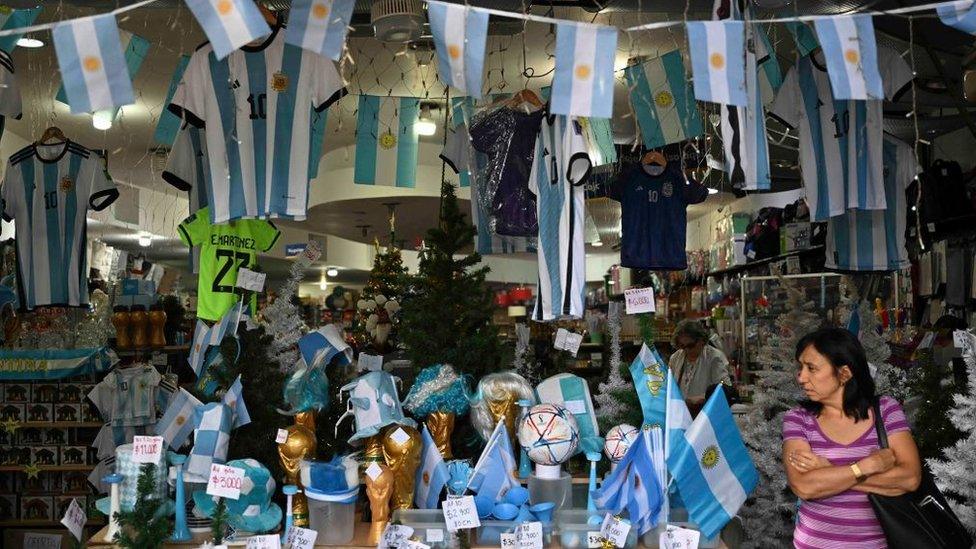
[
  {"left": 604, "top": 424, "right": 640, "bottom": 463},
  {"left": 517, "top": 404, "right": 580, "bottom": 466}
]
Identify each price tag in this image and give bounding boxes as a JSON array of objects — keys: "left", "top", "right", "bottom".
[
  {"left": 564, "top": 399, "right": 587, "bottom": 414},
  {"left": 746, "top": 249, "right": 756, "bottom": 259},
  {"left": 624, "top": 287, "right": 656, "bottom": 314},
  {"left": 441, "top": 495, "right": 481, "bottom": 531},
  {"left": 659, "top": 524, "right": 700, "bottom": 549},
  {"left": 285, "top": 526, "right": 317, "bottom": 549},
  {"left": 587, "top": 531, "right": 603, "bottom": 549},
  {"left": 500, "top": 532, "right": 517, "bottom": 547},
  {"left": 275, "top": 428, "right": 289, "bottom": 444},
  {"left": 359, "top": 353, "right": 383, "bottom": 371},
  {"left": 426, "top": 529, "right": 444, "bottom": 543},
  {"left": 517, "top": 521, "right": 543, "bottom": 549},
  {"left": 600, "top": 514, "right": 632, "bottom": 548},
  {"left": 365, "top": 462, "right": 384, "bottom": 481},
  {"left": 554, "top": 328, "right": 568, "bottom": 350},
  {"left": 23, "top": 533, "right": 62, "bottom": 549},
  {"left": 379, "top": 524, "right": 414, "bottom": 549},
  {"left": 151, "top": 353, "right": 168, "bottom": 366},
  {"left": 563, "top": 332, "right": 583, "bottom": 356},
  {"left": 390, "top": 427, "right": 410, "bottom": 445},
  {"left": 919, "top": 331, "right": 936, "bottom": 350},
  {"left": 60, "top": 498, "right": 86, "bottom": 541},
  {"left": 245, "top": 534, "right": 281, "bottom": 549},
  {"left": 405, "top": 541, "right": 431, "bottom": 549},
  {"left": 206, "top": 463, "right": 245, "bottom": 499},
  {"left": 131, "top": 435, "right": 163, "bottom": 464},
  {"left": 953, "top": 330, "right": 971, "bottom": 349},
  {"left": 236, "top": 268, "right": 267, "bottom": 292}
]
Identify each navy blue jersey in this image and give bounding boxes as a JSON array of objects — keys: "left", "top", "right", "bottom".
[{"left": 610, "top": 165, "right": 708, "bottom": 270}]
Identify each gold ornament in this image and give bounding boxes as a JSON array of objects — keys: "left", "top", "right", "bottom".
[
  {"left": 365, "top": 463, "right": 394, "bottom": 544},
  {"left": 24, "top": 462, "right": 41, "bottom": 480},
  {"left": 425, "top": 411, "right": 455, "bottom": 460},
  {"left": 0, "top": 419, "right": 20, "bottom": 435},
  {"left": 381, "top": 424, "right": 421, "bottom": 510},
  {"left": 278, "top": 412, "right": 317, "bottom": 527},
  {"left": 111, "top": 307, "right": 131, "bottom": 349}
]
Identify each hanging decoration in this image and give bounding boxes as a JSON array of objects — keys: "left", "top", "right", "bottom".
[
  {"left": 623, "top": 51, "right": 704, "bottom": 149},
  {"left": 354, "top": 96, "right": 420, "bottom": 188},
  {"left": 550, "top": 22, "right": 617, "bottom": 118},
  {"left": 55, "top": 28, "right": 150, "bottom": 118},
  {"left": 285, "top": 0, "right": 356, "bottom": 60},
  {"left": 183, "top": 0, "right": 271, "bottom": 60},
  {"left": 812, "top": 15, "right": 884, "bottom": 100},
  {"left": 428, "top": 2, "right": 489, "bottom": 98},
  {"left": 938, "top": 1, "right": 976, "bottom": 33},
  {"left": 687, "top": 21, "right": 747, "bottom": 106},
  {"left": 153, "top": 54, "right": 190, "bottom": 145},
  {"left": 0, "top": 6, "right": 41, "bottom": 53},
  {"left": 785, "top": 21, "right": 820, "bottom": 56},
  {"left": 51, "top": 14, "right": 136, "bottom": 114}
]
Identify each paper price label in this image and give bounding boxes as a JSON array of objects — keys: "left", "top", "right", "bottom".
[
  {"left": 625, "top": 287, "right": 656, "bottom": 314},
  {"left": 245, "top": 534, "right": 281, "bottom": 549},
  {"left": 565, "top": 399, "right": 587, "bottom": 414},
  {"left": 563, "top": 332, "right": 583, "bottom": 356},
  {"left": 390, "top": 427, "right": 410, "bottom": 445},
  {"left": 659, "top": 524, "right": 700, "bottom": 549},
  {"left": 359, "top": 353, "right": 383, "bottom": 371},
  {"left": 554, "top": 328, "right": 568, "bottom": 350},
  {"left": 426, "top": 528, "right": 444, "bottom": 543},
  {"left": 365, "top": 462, "right": 384, "bottom": 481},
  {"left": 442, "top": 495, "right": 481, "bottom": 531},
  {"left": 953, "top": 330, "right": 971, "bottom": 349},
  {"left": 379, "top": 524, "right": 414, "bottom": 549},
  {"left": 276, "top": 428, "right": 289, "bottom": 444},
  {"left": 285, "top": 526, "right": 317, "bottom": 549},
  {"left": 517, "top": 521, "right": 543, "bottom": 549},
  {"left": 206, "top": 463, "right": 245, "bottom": 499},
  {"left": 24, "top": 532, "right": 62, "bottom": 548},
  {"left": 236, "top": 268, "right": 267, "bottom": 292},
  {"left": 587, "top": 531, "right": 604, "bottom": 548},
  {"left": 131, "top": 435, "right": 163, "bottom": 464},
  {"left": 500, "top": 532, "right": 517, "bottom": 548},
  {"left": 60, "top": 498, "right": 86, "bottom": 541},
  {"left": 152, "top": 352, "right": 168, "bottom": 365},
  {"left": 600, "top": 514, "right": 632, "bottom": 548}
]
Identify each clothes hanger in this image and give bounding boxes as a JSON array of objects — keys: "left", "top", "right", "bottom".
[
  {"left": 641, "top": 150, "right": 667, "bottom": 168},
  {"left": 37, "top": 126, "right": 66, "bottom": 145},
  {"left": 255, "top": 1, "right": 277, "bottom": 27}
]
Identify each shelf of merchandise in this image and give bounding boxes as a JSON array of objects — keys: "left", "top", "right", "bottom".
[
  {"left": 705, "top": 245, "right": 825, "bottom": 278},
  {"left": 0, "top": 518, "right": 105, "bottom": 527},
  {"left": 0, "top": 464, "right": 95, "bottom": 472},
  {"left": 114, "top": 345, "right": 190, "bottom": 357},
  {"left": 8, "top": 421, "right": 103, "bottom": 429}
]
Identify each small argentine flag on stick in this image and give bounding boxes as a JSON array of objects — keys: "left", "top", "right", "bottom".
[
  {"left": 185, "top": 0, "right": 271, "bottom": 60},
  {"left": 687, "top": 21, "right": 747, "bottom": 106},
  {"left": 429, "top": 2, "right": 489, "bottom": 98},
  {"left": 813, "top": 15, "right": 883, "bottom": 100},
  {"left": 52, "top": 15, "right": 135, "bottom": 114},
  {"left": 551, "top": 22, "right": 618, "bottom": 118},
  {"left": 285, "top": 0, "right": 356, "bottom": 61}
]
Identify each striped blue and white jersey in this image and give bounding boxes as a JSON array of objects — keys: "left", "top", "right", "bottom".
[
  {"left": 770, "top": 46, "right": 912, "bottom": 221},
  {"left": 163, "top": 124, "right": 210, "bottom": 273},
  {"left": 529, "top": 114, "right": 591, "bottom": 321},
  {"left": 826, "top": 137, "right": 916, "bottom": 272},
  {"left": 1, "top": 141, "right": 118, "bottom": 310},
  {"left": 0, "top": 50, "right": 21, "bottom": 142},
  {"left": 167, "top": 27, "right": 345, "bottom": 223}
]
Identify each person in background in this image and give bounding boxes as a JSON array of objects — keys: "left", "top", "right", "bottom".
[
  {"left": 783, "top": 328, "right": 921, "bottom": 549},
  {"left": 669, "top": 319, "right": 732, "bottom": 414}
]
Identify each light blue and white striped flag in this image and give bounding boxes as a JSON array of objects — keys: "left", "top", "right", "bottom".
[
  {"left": 187, "top": 402, "right": 233, "bottom": 481},
  {"left": 664, "top": 368, "right": 693, "bottom": 460},
  {"left": 188, "top": 301, "right": 242, "bottom": 376},
  {"left": 785, "top": 21, "right": 819, "bottom": 57},
  {"left": 753, "top": 24, "right": 783, "bottom": 105},
  {"left": 415, "top": 425, "right": 449, "bottom": 509},
  {"left": 813, "top": 15, "right": 883, "bottom": 100},
  {"left": 222, "top": 375, "right": 251, "bottom": 429},
  {"left": 582, "top": 117, "right": 617, "bottom": 166},
  {"left": 429, "top": 2, "right": 489, "bottom": 98},
  {"left": 56, "top": 28, "right": 150, "bottom": 117},
  {"left": 467, "top": 420, "right": 519, "bottom": 502},
  {"left": 624, "top": 51, "right": 703, "bottom": 148},
  {"left": 155, "top": 388, "right": 203, "bottom": 450},
  {"left": 592, "top": 426, "right": 664, "bottom": 535},
  {"left": 687, "top": 21, "right": 747, "bottom": 106},
  {"left": 667, "top": 388, "right": 758, "bottom": 540},
  {"left": 297, "top": 324, "right": 353, "bottom": 368},
  {"left": 285, "top": 0, "right": 356, "bottom": 60},
  {"left": 0, "top": 6, "right": 42, "bottom": 53},
  {"left": 154, "top": 55, "right": 191, "bottom": 145},
  {"left": 52, "top": 14, "right": 135, "bottom": 114},
  {"left": 551, "top": 22, "right": 617, "bottom": 118},
  {"left": 629, "top": 344, "right": 669, "bottom": 428},
  {"left": 354, "top": 95, "right": 420, "bottom": 187},
  {"left": 938, "top": 1, "right": 976, "bottom": 33},
  {"left": 185, "top": 0, "right": 271, "bottom": 60}
]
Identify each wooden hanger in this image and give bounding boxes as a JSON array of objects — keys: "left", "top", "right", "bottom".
[
  {"left": 38, "top": 126, "right": 66, "bottom": 144},
  {"left": 642, "top": 150, "right": 667, "bottom": 167},
  {"left": 255, "top": 1, "right": 277, "bottom": 26},
  {"left": 508, "top": 89, "right": 543, "bottom": 111}
]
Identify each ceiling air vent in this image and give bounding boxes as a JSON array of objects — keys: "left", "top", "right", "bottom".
[{"left": 371, "top": 0, "right": 425, "bottom": 43}]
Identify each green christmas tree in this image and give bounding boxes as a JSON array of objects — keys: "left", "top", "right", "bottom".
[
  {"left": 353, "top": 240, "right": 408, "bottom": 353},
  {"left": 399, "top": 182, "right": 502, "bottom": 377},
  {"left": 112, "top": 464, "right": 171, "bottom": 549}
]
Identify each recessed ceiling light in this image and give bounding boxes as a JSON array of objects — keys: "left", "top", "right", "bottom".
[
  {"left": 92, "top": 110, "right": 113, "bottom": 130},
  {"left": 16, "top": 37, "right": 44, "bottom": 48},
  {"left": 707, "top": 187, "right": 719, "bottom": 195},
  {"left": 591, "top": 241, "right": 604, "bottom": 247},
  {"left": 326, "top": 267, "right": 339, "bottom": 277},
  {"left": 138, "top": 235, "right": 151, "bottom": 247}
]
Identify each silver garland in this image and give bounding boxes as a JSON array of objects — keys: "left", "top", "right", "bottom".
[
  {"left": 512, "top": 323, "right": 538, "bottom": 383},
  {"left": 261, "top": 241, "right": 320, "bottom": 372},
  {"left": 594, "top": 302, "right": 627, "bottom": 425},
  {"left": 402, "top": 365, "right": 462, "bottom": 413}
]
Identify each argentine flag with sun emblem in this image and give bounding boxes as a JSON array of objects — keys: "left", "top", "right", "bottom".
[
  {"left": 414, "top": 425, "right": 449, "bottom": 509},
  {"left": 52, "top": 14, "right": 135, "bottom": 114},
  {"left": 667, "top": 387, "right": 758, "bottom": 540},
  {"left": 354, "top": 95, "right": 420, "bottom": 187},
  {"left": 428, "top": 2, "right": 489, "bottom": 98},
  {"left": 285, "top": 0, "right": 355, "bottom": 60},
  {"left": 624, "top": 50, "right": 703, "bottom": 149},
  {"left": 813, "top": 15, "right": 883, "bottom": 100},
  {"left": 551, "top": 22, "right": 617, "bottom": 118},
  {"left": 185, "top": 0, "right": 271, "bottom": 60},
  {"left": 687, "top": 21, "right": 747, "bottom": 106}
]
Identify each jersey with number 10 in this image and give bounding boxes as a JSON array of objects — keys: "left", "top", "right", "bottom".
[
  {"left": 178, "top": 206, "right": 280, "bottom": 321},
  {"left": 168, "top": 27, "right": 345, "bottom": 224}
]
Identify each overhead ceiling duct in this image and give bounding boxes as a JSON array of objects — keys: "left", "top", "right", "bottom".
[{"left": 371, "top": 0, "right": 425, "bottom": 43}]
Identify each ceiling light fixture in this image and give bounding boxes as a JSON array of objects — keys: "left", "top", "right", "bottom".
[
  {"left": 326, "top": 267, "right": 339, "bottom": 277},
  {"left": 591, "top": 240, "right": 604, "bottom": 247},
  {"left": 319, "top": 271, "right": 328, "bottom": 291},
  {"left": 707, "top": 187, "right": 719, "bottom": 195},
  {"left": 416, "top": 104, "right": 436, "bottom": 136},
  {"left": 16, "top": 36, "right": 44, "bottom": 48},
  {"left": 138, "top": 234, "right": 151, "bottom": 247},
  {"left": 92, "top": 109, "right": 113, "bottom": 130}
]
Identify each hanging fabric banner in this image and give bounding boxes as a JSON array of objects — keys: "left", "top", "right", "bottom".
[
  {"left": 354, "top": 95, "right": 420, "bottom": 188},
  {"left": 429, "top": 2, "right": 489, "bottom": 98},
  {"left": 623, "top": 50, "right": 703, "bottom": 149},
  {"left": 184, "top": 0, "right": 271, "bottom": 60},
  {"left": 154, "top": 54, "right": 191, "bottom": 145},
  {"left": 0, "top": 347, "right": 114, "bottom": 380},
  {"left": 285, "top": 0, "right": 356, "bottom": 61},
  {"left": 813, "top": 14, "right": 883, "bottom": 100},
  {"left": 0, "top": 6, "right": 42, "bottom": 53},
  {"left": 938, "top": 1, "right": 976, "bottom": 34},
  {"left": 52, "top": 14, "right": 136, "bottom": 114},
  {"left": 687, "top": 20, "right": 747, "bottom": 106},
  {"left": 56, "top": 28, "right": 150, "bottom": 118},
  {"left": 551, "top": 22, "right": 617, "bottom": 118}
]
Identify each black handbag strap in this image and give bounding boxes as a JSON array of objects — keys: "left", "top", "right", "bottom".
[{"left": 872, "top": 399, "right": 890, "bottom": 449}]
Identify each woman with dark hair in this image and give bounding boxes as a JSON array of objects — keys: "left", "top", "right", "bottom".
[{"left": 782, "top": 327, "right": 922, "bottom": 549}]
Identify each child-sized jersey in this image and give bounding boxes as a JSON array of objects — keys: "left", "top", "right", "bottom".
[
  {"left": 178, "top": 206, "right": 280, "bottom": 321},
  {"left": 1, "top": 141, "right": 118, "bottom": 310},
  {"left": 168, "top": 26, "right": 345, "bottom": 223}
]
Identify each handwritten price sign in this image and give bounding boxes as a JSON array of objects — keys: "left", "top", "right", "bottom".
[
  {"left": 517, "top": 521, "right": 544, "bottom": 549},
  {"left": 245, "top": 534, "right": 280, "bottom": 549},
  {"left": 236, "top": 268, "right": 267, "bottom": 292},
  {"left": 60, "top": 498, "right": 86, "bottom": 541},
  {"left": 285, "top": 526, "right": 317, "bottom": 549},
  {"left": 659, "top": 524, "right": 700, "bottom": 549},
  {"left": 24, "top": 533, "right": 62, "bottom": 548},
  {"left": 624, "top": 287, "right": 656, "bottom": 314},
  {"left": 600, "top": 514, "right": 632, "bottom": 548},
  {"left": 206, "top": 463, "right": 245, "bottom": 499},
  {"left": 442, "top": 495, "right": 481, "bottom": 531},
  {"left": 379, "top": 524, "right": 414, "bottom": 549},
  {"left": 131, "top": 435, "right": 163, "bottom": 464}
]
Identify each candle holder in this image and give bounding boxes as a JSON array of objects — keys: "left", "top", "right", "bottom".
[{"left": 103, "top": 473, "right": 124, "bottom": 542}]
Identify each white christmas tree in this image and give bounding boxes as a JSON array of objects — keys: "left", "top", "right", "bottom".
[
  {"left": 512, "top": 322, "right": 540, "bottom": 385},
  {"left": 739, "top": 280, "right": 822, "bottom": 548},
  {"left": 929, "top": 329, "right": 976, "bottom": 533},
  {"left": 261, "top": 241, "right": 320, "bottom": 371},
  {"left": 595, "top": 302, "right": 635, "bottom": 429}
]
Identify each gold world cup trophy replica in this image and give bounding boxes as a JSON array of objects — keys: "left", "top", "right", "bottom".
[{"left": 277, "top": 412, "right": 317, "bottom": 527}]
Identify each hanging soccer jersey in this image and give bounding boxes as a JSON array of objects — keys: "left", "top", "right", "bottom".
[
  {"left": 1, "top": 141, "right": 118, "bottom": 310},
  {"left": 168, "top": 26, "right": 345, "bottom": 223},
  {"left": 0, "top": 50, "right": 21, "bottom": 141}
]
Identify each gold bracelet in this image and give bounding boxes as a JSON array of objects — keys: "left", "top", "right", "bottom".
[{"left": 850, "top": 463, "right": 868, "bottom": 483}]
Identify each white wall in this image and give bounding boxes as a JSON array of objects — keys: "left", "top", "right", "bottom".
[{"left": 686, "top": 189, "right": 805, "bottom": 251}]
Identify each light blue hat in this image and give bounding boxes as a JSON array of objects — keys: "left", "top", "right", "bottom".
[
  {"left": 193, "top": 459, "right": 282, "bottom": 534},
  {"left": 337, "top": 371, "right": 415, "bottom": 444},
  {"left": 402, "top": 364, "right": 472, "bottom": 418}
]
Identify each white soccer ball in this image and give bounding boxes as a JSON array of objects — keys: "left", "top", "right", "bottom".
[
  {"left": 603, "top": 424, "right": 640, "bottom": 463},
  {"left": 518, "top": 403, "right": 580, "bottom": 466}
]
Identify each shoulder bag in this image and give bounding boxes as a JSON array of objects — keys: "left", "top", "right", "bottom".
[{"left": 868, "top": 399, "right": 973, "bottom": 549}]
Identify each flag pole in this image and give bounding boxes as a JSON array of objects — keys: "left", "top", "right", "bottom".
[{"left": 663, "top": 369, "right": 672, "bottom": 526}]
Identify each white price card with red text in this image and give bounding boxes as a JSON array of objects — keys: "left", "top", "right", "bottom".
[
  {"left": 60, "top": 498, "right": 86, "bottom": 541},
  {"left": 131, "top": 435, "right": 163, "bottom": 464},
  {"left": 206, "top": 463, "right": 245, "bottom": 499},
  {"left": 625, "top": 287, "right": 656, "bottom": 314},
  {"left": 442, "top": 495, "right": 481, "bottom": 531}
]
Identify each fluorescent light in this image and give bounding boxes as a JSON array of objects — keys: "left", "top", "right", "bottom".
[
  {"left": 707, "top": 187, "right": 719, "bottom": 195},
  {"left": 591, "top": 241, "right": 603, "bottom": 247},
  {"left": 138, "top": 235, "right": 151, "bottom": 247},
  {"left": 92, "top": 109, "right": 113, "bottom": 130},
  {"left": 326, "top": 267, "right": 339, "bottom": 277},
  {"left": 16, "top": 37, "right": 44, "bottom": 48},
  {"left": 319, "top": 273, "right": 328, "bottom": 291},
  {"left": 416, "top": 104, "right": 436, "bottom": 136}
]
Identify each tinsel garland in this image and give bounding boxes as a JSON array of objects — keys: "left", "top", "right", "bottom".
[
  {"left": 261, "top": 241, "right": 320, "bottom": 372},
  {"left": 511, "top": 323, "right": 539, "bottom": 384},
  {"left": 594, "top": 302, "right": 628, "bottom": 426}
]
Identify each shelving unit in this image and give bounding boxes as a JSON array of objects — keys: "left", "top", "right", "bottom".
[
  {"left": 0, "top": 465, "right": 95, "bottom": 472},
  {"left": 8, "top": 422, "right": 102, "bottom": 429},
  {"left": 706, "top": 245, "right": 825, "bottom": 279}
]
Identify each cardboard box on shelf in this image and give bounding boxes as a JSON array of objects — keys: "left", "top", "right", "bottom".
[
  {"left": 3, "top": 383, "right": 29, "bottom": 402},
  {"left": 26, "top": 403, "right": 54, "bottom": 423},
  {"left": 32, "top": 383, "right": 59, "bottom": 403},
  {"left": 59, "top": 446, "right": 86, "bottom": 466},
  {"left": 58, "top": 383, "right": 85, "bottom": 404},
  {"left": 54, "top": 404, "right": 81, "bottom": 423},
  {"left": 31, "top": 446, "right": 59, "bottom": 466},
  {"left": 20, "top": 496, "right": 54, "bottom": 521},
  {"left": 780, "top": 222, "right": 812, "bottom": 253},
  {"left": 0, "top": 493, "right": 16, "bottom": 520}
]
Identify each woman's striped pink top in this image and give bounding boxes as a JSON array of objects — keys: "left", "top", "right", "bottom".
[{"left": 782, "top": 395, "right": 910, "bottom": 549}]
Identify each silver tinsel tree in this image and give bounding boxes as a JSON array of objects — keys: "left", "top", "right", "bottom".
[
  {"left": 595, "top": 302, "right": 629, "bottom": 428},
  {"left": 260, "top": 241, "right": 320, "bottom": 372},
  {"left": 740, "top": 281, "right": 821, "bottom": 548},
  {"left": 929, "top": 329, "right": 976, "bottom": 533},
  {"left": 511, "top": 323, "right": 540, "bottom": 385}
]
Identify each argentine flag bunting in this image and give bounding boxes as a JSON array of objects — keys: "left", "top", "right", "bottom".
[
  {"left": 154, "top": 55, "right": 191, "bottom": 145},
  {"left": 785, "top": 21, "right": 819, "bottom": 57},
  {"left": 813, "top": 15, "right": 884, "bottom": 100},
  {"left": 428, "top": 2, "right": 489, "bottom": 98},
  {"left": 354, "top": 95, "right": 420, "bottom": 187},
  {"left": 0, "top": 6, "right": 42, "bottom": 53},
  {"left": 687, "top": 21, "right": 747, "bottom": 106},
  {"left": 667, "top": 388, "right": 758, "bottom": 540},
  {"left": 624, "top": 51, "right": 703, "bottom": 148},
  {"left": 415, "top": 426, "right": 449, "bottom": 509},
  {"left": 52, "top": 15, "right": 135, "bottom": 114},
  {"left": 937, "top": 1, "right": 976, "bottom": 34},
  {"left": 185, "top": 0, "right": 271, "bottom": 60},
  {"left": 753, "top": 24, "right": 783, "bottom": 105},
  {"left": 156, "top": 388, "right": 203, "bottom": 450},
  {"left": 285, "top": 0, "right": 356, "bottom": 61},
  {"left": 551, "top": 22, "right": 617, "bottom": 118},
  {"left": 188, "top": 301, "right": 242, "bottom": 376},
  {"left": 56, "top": 28, "right": 150, "bottom": 117}
]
